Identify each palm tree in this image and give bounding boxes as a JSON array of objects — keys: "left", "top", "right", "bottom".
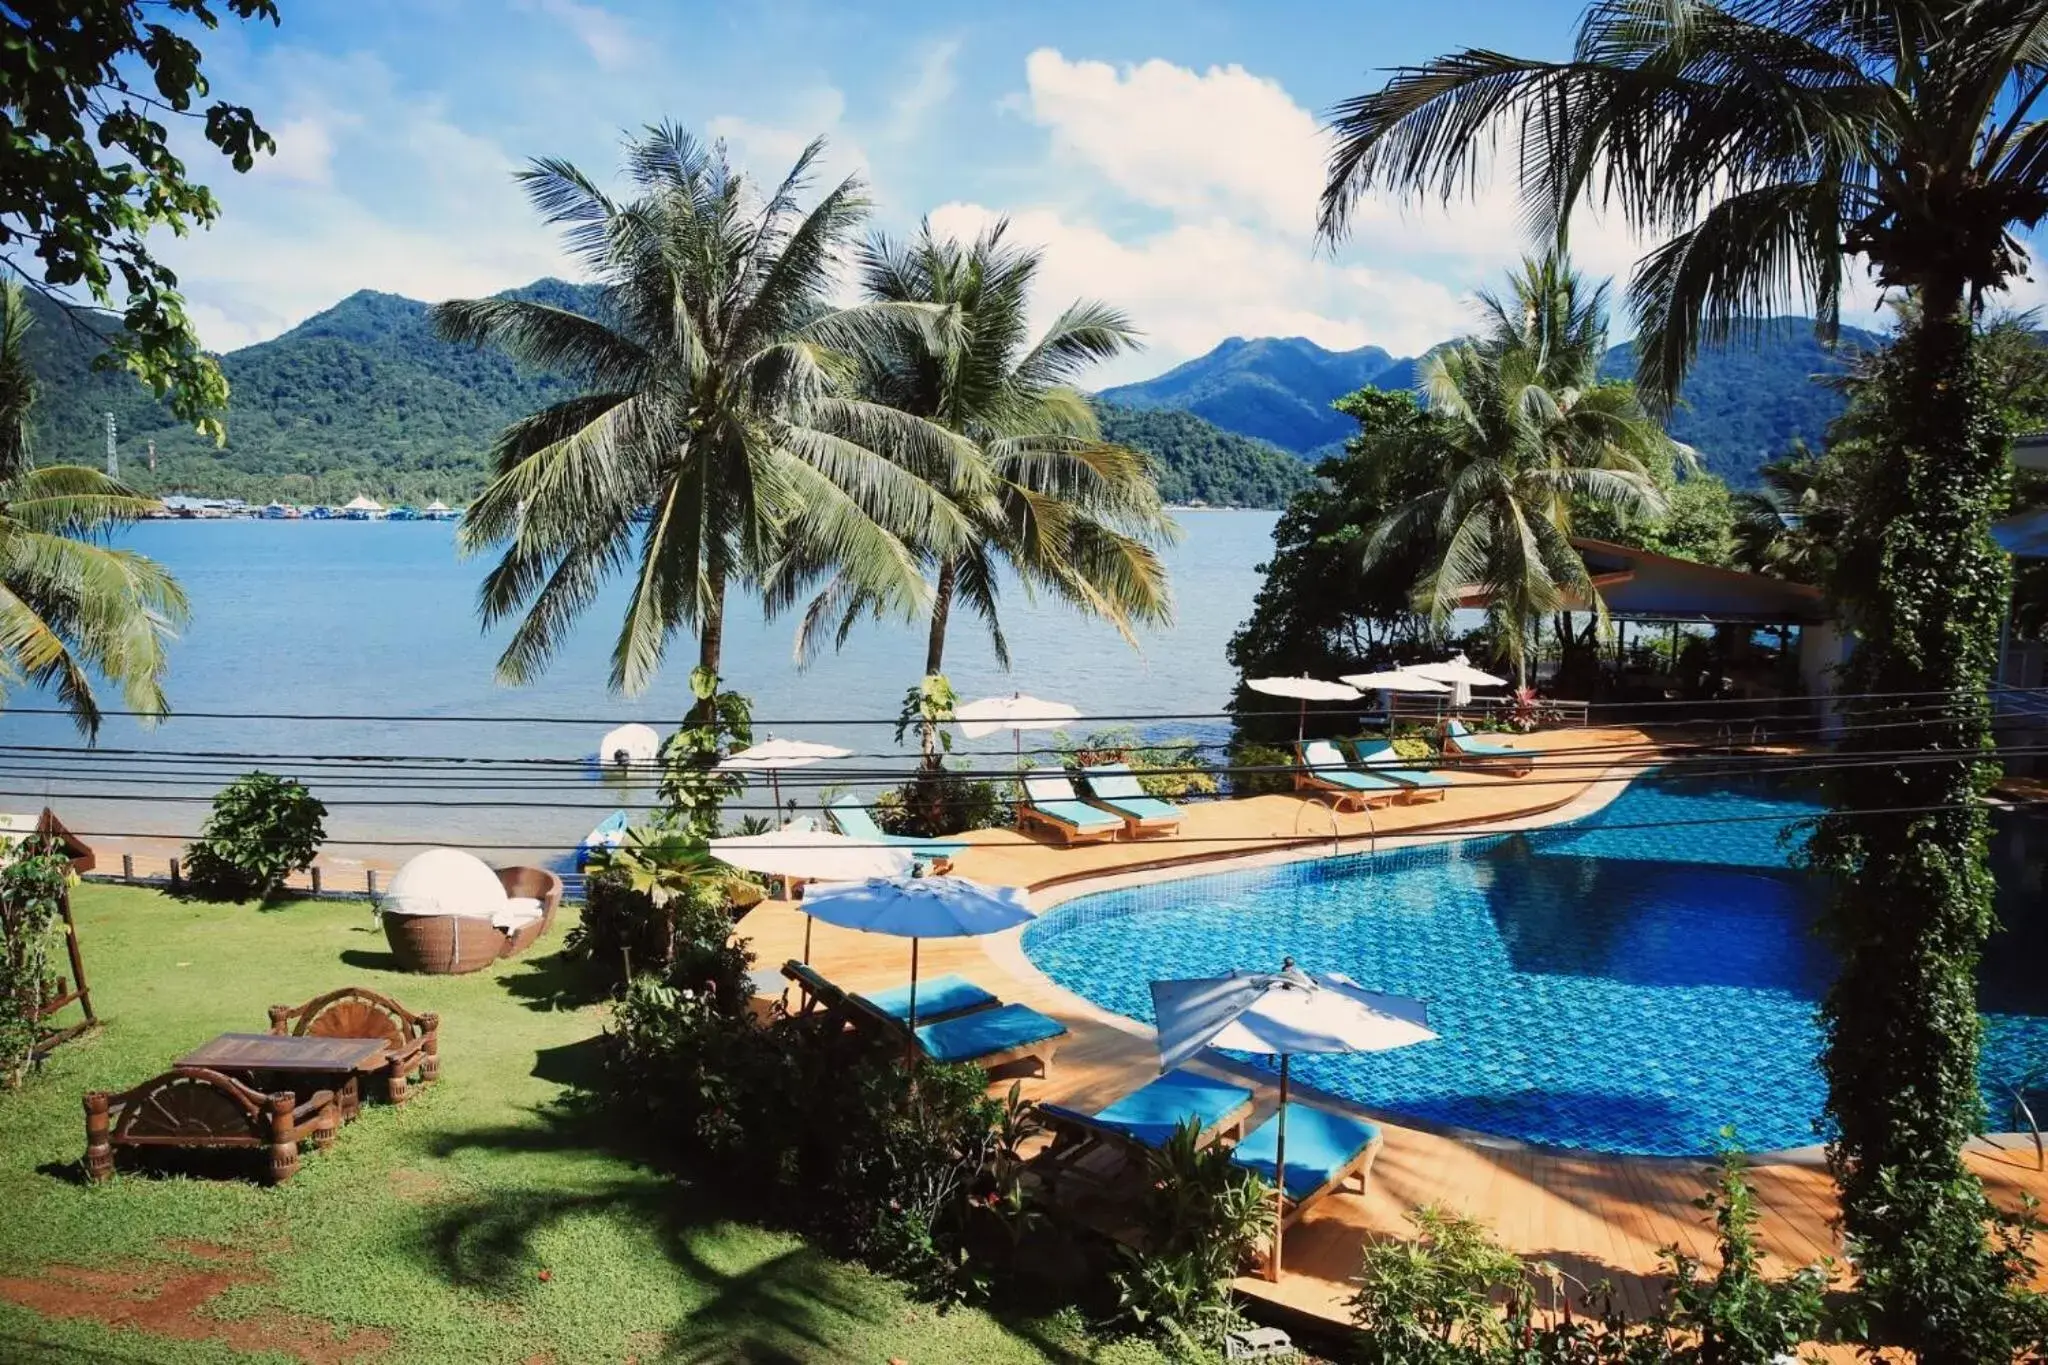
[
  {"left": 1363, "top": 254, "right": 1667, "bottom": 686},
  {"left": 0, "top": 281, "right": 186, "bottom": 737},
  {"left": 788, "top": 221, "right": 1175, "bottom": 680},
  {"left": 1730, "top": 446, "right": 1847, "bottom": 581},
  {"left": 433, "top": 125, "right": 974, "bottom": 694},
  {"left": 1320, "top": 6, "right": 2048, "bottom": 1347}
]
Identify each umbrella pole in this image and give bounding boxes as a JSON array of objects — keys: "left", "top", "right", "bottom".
[
  {"left": 770, "top": 769, "right": 783, "bottom": 822},
  {"left": 802, "top": 914, "right": 813, "bottom": 965},
  {"left": 905, "top": 938, "right": 921, "bottom": 1068},
  {"left": 1267, "top": 1054, "right": 1291, "bottom": 1282},
  {"left": 1296, "top": 698, "right": 1305, "bottom": 745}
]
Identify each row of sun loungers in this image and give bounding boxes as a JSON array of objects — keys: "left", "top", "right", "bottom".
[{"left": 783, "top": 961, "right": 1385, "bottom": 1230}]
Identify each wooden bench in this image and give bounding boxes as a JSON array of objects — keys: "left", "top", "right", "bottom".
[
  {"left": 83, "top": 1067, "right": 337, "bottom": 1185},
  {"left": 269, "top": 986, "right": 439, "bottom": 1102}
]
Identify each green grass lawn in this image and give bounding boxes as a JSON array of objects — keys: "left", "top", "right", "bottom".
[{"left": 0, "top": 884, "right": 1168, "bottom": 1365}]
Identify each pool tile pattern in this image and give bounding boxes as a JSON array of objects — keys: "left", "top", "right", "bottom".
[{"left": 1023, "top": 775, "right": 2048, "bottom": 1156}]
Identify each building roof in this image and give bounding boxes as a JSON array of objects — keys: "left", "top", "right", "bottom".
[
  {"left": 1454, "top": 537, "right": 1831, "bottom": 624},
  {"left": 1995, "top": 506, "right": 2048, "bottom": 558}
]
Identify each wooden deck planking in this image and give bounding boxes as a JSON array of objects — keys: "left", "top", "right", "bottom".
[{"left": 733, "top": 727, "right": 2048, "bottom": 1332}]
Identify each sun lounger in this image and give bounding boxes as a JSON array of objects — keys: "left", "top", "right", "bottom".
[
  {"left": 1293, "top": 740, "right": 1402, "bottom": 812},
  {"left": 1036, "top": 1069, "right": 1255, "bottom": 1180},
  {"left": 1351, "top": 741, "right": 1451, "bottom": 803},
  {"left": 782, "top": 960, "right": 1068, "bottom": 1076},
  {"left": 824, "top": 796, "right": 965, "bottom": 868},
  {"left": 1440, "top": 719, "right": 1533, "bottom": 776},
  {"left": 1079, "top": 762, "right": 1182, "bottom": 837},
  {"left": 1228, "top": 1103, "right": 1384, "bottom": 1228},
  {"left": 1016, "top": 769, "right": 1124, "bottom": 845},
  {"left": 856, "top": 973, "right": 999, "bottom": 1024}
]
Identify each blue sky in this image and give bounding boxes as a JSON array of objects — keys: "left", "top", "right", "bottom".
[{"left": 154, "top": 0, "right": 1939, "bottom": 385}]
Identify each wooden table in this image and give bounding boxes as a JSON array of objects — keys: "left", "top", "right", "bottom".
[{"left": 178, "top": 1033, "right": 389, "bottom": 1122}]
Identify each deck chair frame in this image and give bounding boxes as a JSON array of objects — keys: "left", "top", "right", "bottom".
[
  {"left": 780, "top": 960, "right": 1066, "bottom": 1076},
  {"left": 1291, "top": 743, "right": 1400, "bottom": 812}
]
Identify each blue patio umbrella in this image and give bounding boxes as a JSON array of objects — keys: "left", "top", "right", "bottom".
[{"left": 802, "top": 876, "right": 1034, "bottom": 1044}]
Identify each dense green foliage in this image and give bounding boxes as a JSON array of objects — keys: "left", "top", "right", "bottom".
[
  {"left": 1091, "top": 402, "right": 1314, "bottom": 507},
  {"left": 0, "top": 835, "right": 71, "bottom": 1088},
  {"left": 181, "top": 770, "right": 327, "bottom": 901},
  {"left": 1099, "top": 321, "right": 1876, "bottom": 482},
  {"left": 1348, "top": 1152, "right": 1832, "bottom": 1362},
  {"left": 1, "top": 1, "right": 277, "bottom": 435},
  {"left": 1108, "top": 1121, "right": 1269, "bottom": 1351},
  {"left": 0, "top": 283, "right": 187, "bottom": 737},
  {"left": 0, "top": 883, "right": 1137, "bottom": 1363},
  {"left": 1319, "top": 0, "right": 2048, "bottom": 1352}
]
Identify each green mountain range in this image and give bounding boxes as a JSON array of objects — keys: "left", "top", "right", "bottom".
[
  {"left": 1098, "top": 318, "right": 1885, "bottom": 485},
  {"left": 22, "top": 282, "right": 1312, "bottom": 510}
]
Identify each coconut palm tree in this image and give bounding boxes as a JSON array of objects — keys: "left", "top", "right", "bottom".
[
  {"left": 1363, "top": 254, "right": 1667, "bottom": 686},
  {"left": 433, "top": 125, "right": 974, "bottom": 694},
  {"left": 0, "top": 281, "right": 186, "bottom": 737},
  {"left": 1320, "top": 6, "right": 2048, "bottom": 1347},
  {"left": 787, "top": 221, "right": 1175, "bottom": 680},
  {"left": 1730, "top": 446, "right": 1848, "bottom": 581}
]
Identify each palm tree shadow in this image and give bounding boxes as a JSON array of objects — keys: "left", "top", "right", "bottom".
[{"left": 500, "top": 945, "right": 614, "bottom": 1012}]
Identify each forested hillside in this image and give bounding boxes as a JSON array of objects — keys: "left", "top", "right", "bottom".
[{"left": 23, "top": 283, "right": 1316, "bottom": 509}]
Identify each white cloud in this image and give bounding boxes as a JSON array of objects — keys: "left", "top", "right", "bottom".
[
  {"left": 888, "top": 39, "right": 961, "bottom": 142},
  {"left": 524, "top": 0, "right": 637, "bottom": 71},
  {"left": 253, "top": 116, "right": 337, "bottom": 188}
]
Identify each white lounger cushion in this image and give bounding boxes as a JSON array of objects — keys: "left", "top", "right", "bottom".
[
  {"left": 1023, "top": 770, "right": 1077, "bottom": 803},
  {"left": 492, "top": 897, "right": 545, "bottom": 931}
]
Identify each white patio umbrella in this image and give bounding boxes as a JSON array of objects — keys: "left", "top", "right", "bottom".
[
  {"left": 1405, "top": 653, "right": 1508, "bottom": 708},
  {"left": 718, "top": 737, "right": 853, "bottom": 816},
  {"left": 1246, "top": 676, "right": 1362, "bottom": 743},
  {"left": 955, "top": 693, "right": 1081, "bottom": 759},
  {"left": 708, "top": 827, "right": 914, "bottom": 962},
  {"left": 597, "top": 722, "right": 661, "bottom": 768},
  {"left": 803, "top": 876, "right": 1034, "bottom": 1051},
  {"left": 1340, "top": 669, "right": 1451, "bottom": 727},
  {"left": 1151, "top": 959, "right": 1435, "bottom": 1280}
]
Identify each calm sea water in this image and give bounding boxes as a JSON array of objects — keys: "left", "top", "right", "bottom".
[{"left": 7, "top": 512, "right": 1278, "bottom": 858}]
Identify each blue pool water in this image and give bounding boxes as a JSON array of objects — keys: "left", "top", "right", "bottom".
[{"left": 1021, "top": 774, "right": 2048, "bottom": 1156}]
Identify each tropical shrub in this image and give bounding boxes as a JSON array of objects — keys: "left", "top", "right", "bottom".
[
  {"left": 182, "top": 771, "right": 327, "bottom": 901},
  {"left": 1111, "top": 1119, "right": 1270, "bottom": 1352},
  {"left": 657, "top": 668, "right": 753, "bottom": 837},
  {"left": 1065, "top": 728, "right": 1219, "bottom": 800},
  {"left": 1225, "top": 742, "right": 1294, "bottom": 797},
  {"left": 883, "top": 768, "right": 1010, "bottom": 838},
  {"left": 1350, "top": 1205, "right": 1528, "bottom": 1363},
  {"left": 0, "top": 835, "right": 72, "bottom": 1088}
]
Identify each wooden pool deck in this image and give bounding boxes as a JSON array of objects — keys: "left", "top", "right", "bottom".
[{"left": 734, "top": 726, "right": 2048, "bottom": 1332}]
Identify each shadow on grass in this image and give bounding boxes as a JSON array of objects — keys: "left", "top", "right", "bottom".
[
  {"left": 419, "top": 1110, "right": 894, "bottom": 1363},
  {"left": 338, "top": 948, "right": 398, "bottom": 972},
  {"left": 530, "top": 1036, "right": 605, "bottom": 1088},
  {"left": 499, "top": 946, "right": 615, "bottom": 1013}
]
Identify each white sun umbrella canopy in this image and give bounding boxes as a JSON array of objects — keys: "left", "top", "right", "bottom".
[
  {"left": 708, "top": 828, "right": 913, "bottom": 963},
  {"left": 1339, "top": 669, "right": 1450, "bottom": 727},
  {"left": 802, "top": 876, "right": 1034, "bottom": 1039},
  {"left": 955, "top": 693, "right": 1081, "bottom": 759},
  {"left": 1151, "top": 960, "right": 1435, "bottom": 1280},
  {"left": 598, "top": 722, "right": 661, "bottom": 769},
  {"left": 1246, "top": 676, "right": 1362, "bottom": 742},
  {"left": 1406, "top": 653, "right": 1508, "bottom": 708},
  {"left": 717, "top": 737, "right": 852, "bottom": 816}
]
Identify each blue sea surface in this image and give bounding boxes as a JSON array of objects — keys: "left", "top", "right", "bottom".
[
  {"left": 1022, "top": 774, "right": 2048, "bottom": 1156},
  {"left": 4, "top": 513, "right": 1278, "bottom": 857}
]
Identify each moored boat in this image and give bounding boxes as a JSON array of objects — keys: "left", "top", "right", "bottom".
[{"left": 576, "top": 810, "right": 632, "bottom": 868}]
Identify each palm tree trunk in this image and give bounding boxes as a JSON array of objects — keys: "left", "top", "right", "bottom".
[
  {"left": 924, "top": 558, "right": 956, "bottom": 677},
  {"left": 916, "top": 559, "right": 957, "bottom": 777},
  {"left": 1811, "top": 286, "right": 2015, "bottom": 1351},
  {"left": 699, "top": 557, "right": 727, "bottom": 677}
]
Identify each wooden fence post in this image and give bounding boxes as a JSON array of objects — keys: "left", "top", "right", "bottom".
[
  {"left": 168, "top": 858, "right": 180, "bottom": 890},
  {"left": 365, "top": 869, "right": 379, "bottom": 897},
  {"left": 121, "top": 854, "right": 133, "bottom": 882},
  {"left": 310, "top": 866, "right": 322, "bottom": 895}
]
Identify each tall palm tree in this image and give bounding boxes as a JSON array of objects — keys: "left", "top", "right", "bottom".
[
  {"left": 1363, "top": 254, "right": 1666, "bottom": 686},
  {"left": 0, "top": 281, "right": 186, "bottom": 737},
  {"left": 433, "top": 125, "right": 974, "bottom": 694},
  {"left": 786, "top": 221, "right": 1176, "bottom": 689},
  {"left": 1730, "top": 447, "right": 1848, "bottom": 581},
  {"left": 1320, "top": 6, "right": 2048, "bottom": 1348}
]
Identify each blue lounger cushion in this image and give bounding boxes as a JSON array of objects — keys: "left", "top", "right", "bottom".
[
  {"left": 916, "top": 1003, "right": 1067, "bottom": 1063},
  {"left": 826, "top": 796, "right": 969, "bottom": 856},
  {"left": 1443, "top": 721, "right": 1522, "bottom": 756},
  {"left": 1299, "top": 741, "right": 1402, "bottom": 791},
  {"left": 1230, "top": 1103, "right": 1382, "bottom": 1202},
  {"left": 1022, "top": 771, "right": 1123, "bottom": 830},
  {"left": 1039, "top": 1069, "right": 1253, "bottom": 1148},
  {"left": 1082, "top": 763, "right": 1182, "bottom": 822},
  {"left": 1353, "top": 743, "right": 1453, "bottom": 788},
  {"left": 857, "top": 973, "right": 998, "bottom": 1023}
]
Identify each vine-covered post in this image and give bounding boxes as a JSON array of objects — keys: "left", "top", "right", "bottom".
[
  {"left": 658, "top": 666, "right": 754, "bottom": 840},
  {"left": 0, "top": 832, "right": 81, "bottom": 1086},
  {"left": 1808, "top": 305, "right": 2028, "bottom": 1353}
]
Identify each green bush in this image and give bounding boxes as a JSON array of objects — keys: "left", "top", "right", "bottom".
[
  {"left": 182, "top": 771, "right": 327, "bottom": 902},
  {"left": 0, "top": 836, "right": 72, "bottom": 1088},
  {"left": 883, "top": 767, "right": 1011, "bottom": 837},
  {"left": 1226, "top": 742, "right": 1294, "bottom": 796},
  {"left": 1111, "top": 1119, "right": 1270, "bottom": 1352},
  {"left": 1065, "top": 728, "right": 1220, "bottom": 800}
]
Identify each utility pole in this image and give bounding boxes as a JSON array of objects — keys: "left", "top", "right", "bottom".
[{"left": 103, "top": 413, "right": 116, "bottom": 477}]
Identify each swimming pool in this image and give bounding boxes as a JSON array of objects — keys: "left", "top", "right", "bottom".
[{"left": 1020, "top": 773, "right": 2048, "bottom": 1156}]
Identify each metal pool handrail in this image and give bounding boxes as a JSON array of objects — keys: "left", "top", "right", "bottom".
[{"left": 1291, "top": 798, "right": 1375, "bottom": 862}]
